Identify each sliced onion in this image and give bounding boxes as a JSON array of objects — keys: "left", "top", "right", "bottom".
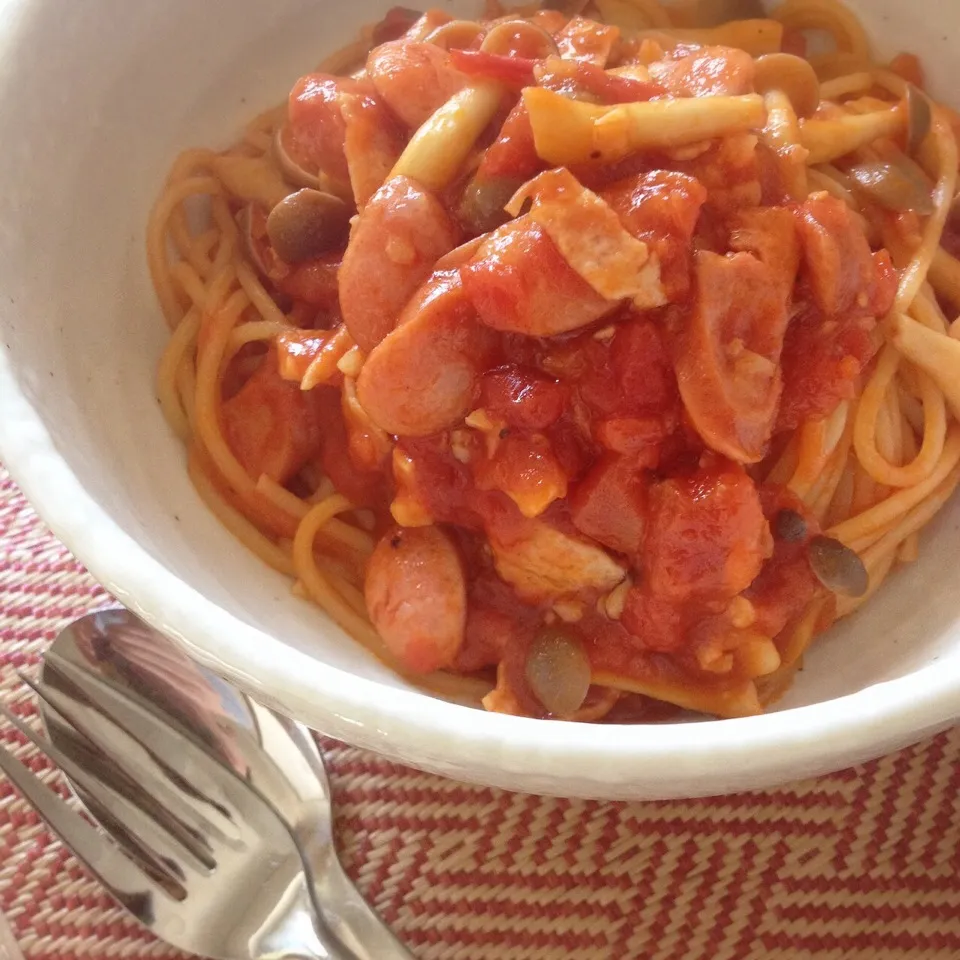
[
  {"left": 273, "top": 125, "right": 320, "bottom": 190},
  {"left": 237, "top": 204, "right": 271, "bottom": 275},
  {"left": 846, "top": 158, "right": 935, "bottom": 215},
  {"left": 807, "top": 536, "right": 868, "bottom": 598},
  {"left": 481, "top": 20, "right": 558, "bottom": 59},
  {"left": 425, "top": 19, "right": 486, "bottom": 51},
  {"left": 525, "top": 626, "right": 592, "bottom": 718},
  {"left": 266, "top": 189, "right": 351, "bottom": 264},
  {"left": 457, "top": 176, "right": 522, "bottom": 235}
]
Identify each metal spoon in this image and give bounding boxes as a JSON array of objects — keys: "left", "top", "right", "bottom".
[{"left": 39, "top": 608, "right": 413, "bottom": 960}]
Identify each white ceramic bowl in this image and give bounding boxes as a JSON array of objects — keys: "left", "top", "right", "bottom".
[{"left": 0, "top": 0, "right": 958, "bottom": 801}]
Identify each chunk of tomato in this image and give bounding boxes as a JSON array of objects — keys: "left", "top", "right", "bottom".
[
  {"left": 473, "top": 433, "right": 568, "bottom": 519},
  {"left": 593, "top": 416, "right": 665, "bottom": 464},
  {"left": 610, "top": 314, "right": 678, "bottom": 414},
  {"left": 794, "top": 193, "right": 896, "bottom": 319},
  {"left": 553, "top": 16, "right": 620, "bottom": 65},
  {"left": 476, "top": 102, "right": 542, "bottom": 182},
  {"left": 569, "top": 454, "right": 649, "bottom": 556},
  {"left": 602, "top": 170, "right": 707, "bottom": 302},
  {"left": 274, "top": 253, "right": 341, "bottom": 310},
  {"left": 643, "top": 459, "right": 771, "bottom": 603},
  {"left": 776, "top": 304, "right": 877, "bottom": 431},
  {"left": 394, "top": 436, "right": 483, "bottom": 529},
  {"left": 480, "top": 366, "right": 568, "bottom": 431},
  {"left": 620, "top": 583, "right": 687, "bottom": 652},
  {"left": 559, "top": 314, "right": 677, "bottom": 425},
  {"left": 745, "top": 486, "right": 822, "bottom": 639},
  {"left": 221, "top": 348, "right": 321, "bottom": 484},
  {"left": 313, "top": 388, "right": 390, "bottom": 509}
]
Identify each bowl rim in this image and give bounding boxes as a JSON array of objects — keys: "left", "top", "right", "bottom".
[{"left": 2, "top": 340, "right": 959, "bottom": 796}]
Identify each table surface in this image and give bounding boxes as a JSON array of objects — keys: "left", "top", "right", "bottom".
[{"left": 0, "top": 464, "right": 958, "bottom": 960}]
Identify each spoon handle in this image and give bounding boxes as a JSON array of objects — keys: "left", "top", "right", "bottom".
[
  {"left": 313, "top": 862, "right": 416, "bottom": 960},
  {"left": 253, "top": 871, "right": 360, "bottom": 960}
]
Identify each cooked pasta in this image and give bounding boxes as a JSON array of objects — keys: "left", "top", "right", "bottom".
[{"left": 149, "top": 0, "right": 960, "bottom": 722}]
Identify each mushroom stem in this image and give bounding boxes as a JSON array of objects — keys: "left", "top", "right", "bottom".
[
  {"left": 754, "top": 53, "right": 820, "bottom": 118},
  {"left": 800, "top": 106, "right": 904, "bottom": 165}
]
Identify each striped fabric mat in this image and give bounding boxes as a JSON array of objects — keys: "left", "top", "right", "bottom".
[{"left": 0, "top": 464, "right": 958, "bottom": 959}]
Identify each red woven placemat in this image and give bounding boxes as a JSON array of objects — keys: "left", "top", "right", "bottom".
[{"left": 0, "top": 465, "right": 958, "bottom": 959}]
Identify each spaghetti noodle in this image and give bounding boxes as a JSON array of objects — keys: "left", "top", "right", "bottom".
[{"left": 149, "top": 0, "right": 960, "bottom": 722}]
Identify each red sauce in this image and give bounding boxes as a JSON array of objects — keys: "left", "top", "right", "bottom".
[{"left": 213, "top": 14, "right": 904, "bottom": 720}]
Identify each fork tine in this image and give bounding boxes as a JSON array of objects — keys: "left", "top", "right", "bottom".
[
  {"left": 41, "top": 655, "right": 251, "bottom": 825},
  {"left": 42, "top": 657, "right": 308, "bottom": 867},
  {"left": 22, "top": 669, "right": 241, "bottom": 848},
  {"left": 40, "top": 700, "right": 221, "bottom": 881},
  {"left": 0, "top": 700, "right": 212, "bottom": 888},
  {"left": 0, "top": 709, "right": 181, "bottom": 924}
]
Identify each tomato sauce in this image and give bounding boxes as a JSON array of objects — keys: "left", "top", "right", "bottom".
[{"left": 210, "top": 9, "right": 904, "bottom": 719}]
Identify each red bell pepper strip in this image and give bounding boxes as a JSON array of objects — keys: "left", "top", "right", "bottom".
[{"left": 449, "top": 49, "right": 538, "bottom": 88}]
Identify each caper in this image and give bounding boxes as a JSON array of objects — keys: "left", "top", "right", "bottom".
[
  {"left": 266, "top": 189, "right": 351, "bottom": 264},
  {"left": 807, "top": 535, "right": 868, "bottom": 598},
  {"left": 525, "top": 626, "right": 592, "bottom": 718},
  {"left": 774, "top": 508, "right": 808, "bottom": 542},
  {"left": 905, "top": 83, "right": 932, "bottom": 157},
  {"left": 457, "top": 176, "right": 521, "bottom": 236}
]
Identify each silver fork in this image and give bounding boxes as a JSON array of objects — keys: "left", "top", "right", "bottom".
[
  {"left": 0, "top": 689, "right": 357, "bottom": 959},
  {"left": 38, "top": 609, "right": 413, "bottom": 959}
]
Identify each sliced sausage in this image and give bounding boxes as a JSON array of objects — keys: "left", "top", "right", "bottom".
[
  {"left": 339, "top": 175, "right": 459, "bottom": 353},
  {"left": 367, "top": 40, "right": 468, "bottom": 129},
  {"left": 356, "top": 269, "right": 496, "bottom": 437},
  {"left": 365, "top": 525, "right": 466, "bottom": 672},
  {"left": 460, "top": 216, "right": 615, "bottom": 336}
]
